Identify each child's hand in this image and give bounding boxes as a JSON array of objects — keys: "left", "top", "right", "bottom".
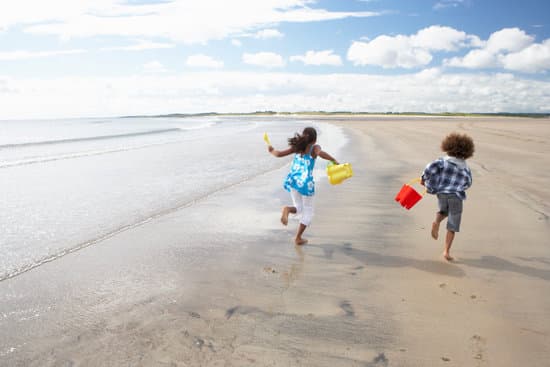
[{"left": 268, "top": 145, "right": 274, "bottom": 153}]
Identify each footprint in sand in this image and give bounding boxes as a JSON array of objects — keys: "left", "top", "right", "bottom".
[
  {"left": 263, "top": 266, "right": 277, "bottom": 274},
  {"left": 440, "top": 285, "right": 481, "bottom": 301},
  {"left": 471, "top": 334, "right": 486, "bottom": 363},
  {"left": 371, "top": 352, "right": 388, "bottom": 366},
  {"left": 194, "top": 337, "right": 205, "bottom": 349},
  {"left": 339, "top": 300, "right": 355, "bottom": 317}
]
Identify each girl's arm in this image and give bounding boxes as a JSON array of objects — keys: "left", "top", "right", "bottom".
[
  {"left": 313, "top": 145, "right": 339, "bottom": 165},
  {"left": 268, "top": 145, "right": 294, "bottom": 158}
]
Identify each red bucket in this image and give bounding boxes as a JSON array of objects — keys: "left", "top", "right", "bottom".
[{"left": 395, "top": 178, "right": 425, "bottom": 210}]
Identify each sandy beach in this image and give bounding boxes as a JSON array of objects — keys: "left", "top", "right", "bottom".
[{"left": 1, "top": 116, "right": 549, "bottom": 366}]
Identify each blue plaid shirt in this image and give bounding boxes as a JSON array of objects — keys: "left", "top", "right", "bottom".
[{"left": 422, "top": 156, "right": 472, "bottom": 200}]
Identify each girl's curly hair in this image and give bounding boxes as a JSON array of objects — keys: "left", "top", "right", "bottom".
[
  {"left": 288, "top": 127, "right": 317, "bottom": 153},
  {"left": 441, "top": 132, "right": 475, "bottom": 159}
]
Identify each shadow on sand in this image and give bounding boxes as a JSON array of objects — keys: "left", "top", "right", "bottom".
[
  {"left": 312, "top": 242, "right": 466, "bottom": 278},
  {"left": 459, "top": 255, "right": 550, "bottom": 281},
  {"left": 311, "top": 243, "right": 550, "bottom": 281}
]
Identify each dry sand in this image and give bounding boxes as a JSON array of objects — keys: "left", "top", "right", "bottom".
[
  {"left": 324, "top": 116, "right": 550, "bottom": 366},
  {"left": 1, "top": 116, "right": 549, "bottom": 366}
]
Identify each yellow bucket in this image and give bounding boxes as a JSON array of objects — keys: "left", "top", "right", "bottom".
[{"left": 327, "top": 162, "right": 353, "bottom": 185}]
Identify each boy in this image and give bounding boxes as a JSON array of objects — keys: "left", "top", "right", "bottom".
[{"left": 421, "top": 133, "right": 474, "bottom": 261}]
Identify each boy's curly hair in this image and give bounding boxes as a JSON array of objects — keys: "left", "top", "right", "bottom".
[{"left": 441, "top": 132, "right": 475, "bottom": 159}]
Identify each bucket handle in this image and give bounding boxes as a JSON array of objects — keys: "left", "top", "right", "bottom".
[{"left": 407, "top": 177, "right": 427, "bottom": 195}]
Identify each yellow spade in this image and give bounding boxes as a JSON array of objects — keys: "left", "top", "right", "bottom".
[{"left": 263, "top": 132, "right": 271, "bottom": 146}]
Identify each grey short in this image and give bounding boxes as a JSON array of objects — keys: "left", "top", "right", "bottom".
[{"left": 437, "top": 193, "right": 463, "bottom": 232}]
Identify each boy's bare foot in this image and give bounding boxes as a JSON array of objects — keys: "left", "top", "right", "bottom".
[
  {"left": 431, "top": 222, "right": 440, "bottom": 240},
  {"left": 295, "top": 238, "right": 308, "bottom": 246},
  {"left": 281, "top": 207, "right": 290, "bottom": 226},
  {"left": 443, "top": 253, "right": 454, "bottom": 262}
]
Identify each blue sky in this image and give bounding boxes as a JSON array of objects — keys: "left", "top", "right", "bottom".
[{"left": 1, "top": 0, "right": 549, "bottom": 118}]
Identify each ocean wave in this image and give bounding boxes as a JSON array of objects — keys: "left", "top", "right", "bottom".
[
  {"left": 0, "top": 160, "right": 288, "bottom": 283},
  {"left": 0, "top": 138, "right": 183, "bottom": 169},
  {"left": 0, "top": 128, "right": 181, "bottom": 150},
  {"left": 177, "top": 121, "right": 217, "bottom": 130}
]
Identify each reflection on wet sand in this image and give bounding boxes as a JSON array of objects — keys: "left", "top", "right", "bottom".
[{"left": 281, "top": 245, "right": 305, "bottom": 289}]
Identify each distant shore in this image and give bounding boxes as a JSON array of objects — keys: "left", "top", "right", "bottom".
[{"left": 122, "top": 111, "right": 550, "bottom": 119}]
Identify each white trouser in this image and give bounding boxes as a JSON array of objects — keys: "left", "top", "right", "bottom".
[{"left": 290, "top": 189, "right": 315, "bottom": 226}]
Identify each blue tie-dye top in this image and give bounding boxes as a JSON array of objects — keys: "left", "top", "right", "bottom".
[{"left": 284, "top": 145, "right": 316, "bottom": 196}]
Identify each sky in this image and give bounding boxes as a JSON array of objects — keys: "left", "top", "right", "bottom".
[{"left": 1, "top": 0, "right": 550, "bottom": 119}]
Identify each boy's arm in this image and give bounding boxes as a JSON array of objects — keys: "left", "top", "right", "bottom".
[
  {"left": 464, "top": 168, "right": 473, "bottom": 190},
  {"left": 268, "top": 146, "right": 294, "bottom": 158},
  {"left": 314, "top": 145, "right": 339, "bottom": 165},
  {"left": 421, "top": 160, "right": 441, "bottom": 193}
]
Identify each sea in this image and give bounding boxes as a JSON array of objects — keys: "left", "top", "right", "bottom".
[{"left": 0, "top": 116, "right": 347, "bottom": 281}]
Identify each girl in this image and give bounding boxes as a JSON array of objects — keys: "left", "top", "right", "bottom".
[{"left": 268, "top": 127, "right": 339, "bottom": 245}]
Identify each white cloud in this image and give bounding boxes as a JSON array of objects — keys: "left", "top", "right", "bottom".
[
  {"left": 445, "top": 49, "right": 497, "bottom": 69},
  {"left": 348, "top": 35, "right": 433, "bottom": 68},
  {"left": 2, "top": 70, "right": 549, "bottom": 119},
  {"left": 254, "top": 29, "right": 284, "bottom": 39},
  {"left": 186, "top": 54, "right": 224, "bottom": 69},
  {"left": 3, "top": 0, "right": 379, "bottom": 44},
  {"left": 0, "top": 49, "right": 86, "bottom": 61},
  {"left": 290, "top": 50, "right": 342, "bottom": 66},
  {"left": 348, "top": 26, "right": 476, "bottom": 68},
  {"left": 444, "top": 28, "right": 550, "bottom": 73},
  {"left": 433, "top": 0, "right": 466, "bottom": 10},
  {"left": 101, "top": 39, "right": 175, "bottom": 52},
  {"left": 500, "top": 39, "right": 550, "bottom": 73},
  {"left": 486, "top": 28, "right": 534, "bottom": 53},
  {"left": 411, "top": 25, "right": 479, "bottom": 51},
  {"left": 231, "top": 39, "right": 242, "bottom": 47},
  {"left": 142, "top": 61, "right": 167, "bottom": 73},
  {"left": 242, "top": 52, "right": 285, "bottom": 68},
  {"left": 414, "top": 67, "right": 442, "bottom": 81}
]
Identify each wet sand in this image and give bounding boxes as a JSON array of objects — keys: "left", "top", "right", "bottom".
[{"left": 1, "top": 116, "right": 549, "bottom": 366}]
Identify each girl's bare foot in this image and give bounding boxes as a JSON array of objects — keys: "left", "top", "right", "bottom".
[
  {"left": 443, "top": 253, "right": 454, "bottom": 261},
  {"left": 295, "top": 238, "right": 308, "bottom": 246},
  {"left": 431, "top": 222, "right": 440, "bottom": 240},
  {"left": 281, "top": 207, "right": 290, "bottom": 226}
]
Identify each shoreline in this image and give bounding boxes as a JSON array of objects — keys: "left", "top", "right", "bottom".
[{"left": 1, "top": 116, "right": 549, "bottom": 366}]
